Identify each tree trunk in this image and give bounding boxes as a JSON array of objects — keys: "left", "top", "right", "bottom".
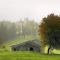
[{"left": 47, "top": 46, "right": 51, "bottom": 54}]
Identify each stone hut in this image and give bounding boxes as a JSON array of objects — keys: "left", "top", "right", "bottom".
[{"left": 11, "top": 39, "right": 41, "bottom": 52}]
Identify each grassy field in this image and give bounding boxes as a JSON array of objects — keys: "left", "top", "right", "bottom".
[
  {"left": 0, "top": 51, "right": 60, "bottom": 60},
  {"left": 0, "top": 35, "right": 60, "bottom": 60},
  {"left": 4, "top": 35, "right": 39, "bottom": 46}
]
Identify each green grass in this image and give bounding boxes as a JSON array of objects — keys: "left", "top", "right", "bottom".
[
  {"left": 1, "top": 35, "right": 60, "bottom": 60},
  {"left": 0, "top": 51, "right": 60, "bottom": 60},
  {"left": 5, "top": 35, "right": 39, "bottom": 46}
]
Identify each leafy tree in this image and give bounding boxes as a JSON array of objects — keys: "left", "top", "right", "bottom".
[{"left": 39, "top": 14, "right": 60, "bottom": 54}]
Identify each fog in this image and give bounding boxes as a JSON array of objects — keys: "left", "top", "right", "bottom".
[{"left": 0, "top": 0, "right": 60, "bottom": 23}]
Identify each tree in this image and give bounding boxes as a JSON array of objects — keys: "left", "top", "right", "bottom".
[
  {"left": 39, "top": 13, "right": 60, "bottom": 54},
  {"left": 0, "top": 21, "right": 17, "bottom": 45},
  {"left": 17, "top": 18, "right": 38, "bottom": 37}
]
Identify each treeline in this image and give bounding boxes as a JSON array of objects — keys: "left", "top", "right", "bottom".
[
  {"left": 0, "top": 18, "right": 38, "bottom": 45},
  {"left": 16, "top": 18, "right": 38, "bottom": 37},
  {"left": 0, "top": 21, "right": 17, "bottom": 44}
]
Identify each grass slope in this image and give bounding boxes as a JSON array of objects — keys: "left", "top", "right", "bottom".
[
  {"left": 4, "top": 35, "right": 39, "bottom": 46},
  {"left": 0, "top": 51, "right": 60, "bottom": 60}
]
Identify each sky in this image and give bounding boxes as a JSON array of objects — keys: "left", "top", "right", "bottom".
[{"left": 0, "top": 0, "right": 60, "bottom": 23}]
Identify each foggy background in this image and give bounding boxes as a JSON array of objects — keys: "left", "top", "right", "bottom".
[{"left": 0, "top": 0, "right": 60, "bottom": 23}]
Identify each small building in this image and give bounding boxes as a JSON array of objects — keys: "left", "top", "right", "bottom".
[{"left": 11, "top": 39, "right": 41, "bottom": 52}]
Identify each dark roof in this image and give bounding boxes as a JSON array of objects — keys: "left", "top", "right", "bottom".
[{"left": 11, "top": 39, "right": 41, "bottom": 48}]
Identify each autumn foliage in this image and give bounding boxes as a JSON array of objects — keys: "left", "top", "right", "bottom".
[{"left": 39, "top": 14, "right": 60, "bottom": 50}]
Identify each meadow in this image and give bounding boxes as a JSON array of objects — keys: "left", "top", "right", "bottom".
[
  {"left": 0, "top": 51, "right": 60, "bottom": 60},
  {"left": 0, "top": 35, "right": 60, "bottom": 60}
]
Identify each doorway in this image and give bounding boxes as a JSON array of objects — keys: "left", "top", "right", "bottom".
[
  {"left": 30, "top": 47, "right": 34, "bottom": 51},
  {"left": 13, "top": 48, "right": 16, "bottom": 51}
]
